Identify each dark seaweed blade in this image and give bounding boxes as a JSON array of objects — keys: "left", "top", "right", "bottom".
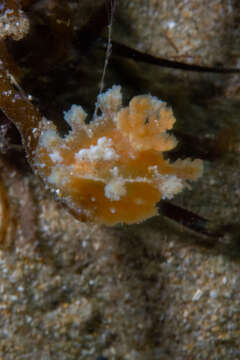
[
  {"left": 106, "top": 41, "right": 240, "bottom": 74},
  {"left": 159, "top": 200, "right": 223, "bottom": 238}
]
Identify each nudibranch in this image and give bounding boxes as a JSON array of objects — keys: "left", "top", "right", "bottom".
[{"left": 32, "top": 86, "right": 203, "bottom": 225}]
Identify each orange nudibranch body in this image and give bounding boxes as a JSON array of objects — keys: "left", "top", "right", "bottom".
[{"left": 33, "top": 86, "right": 203, "bottom": 225}]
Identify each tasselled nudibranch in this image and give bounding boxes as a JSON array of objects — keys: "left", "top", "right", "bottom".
[{"left": 32, "top": 86, "right": 203, "bottom": 225}]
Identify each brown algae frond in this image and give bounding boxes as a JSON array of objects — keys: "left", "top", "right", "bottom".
[{"left": 33, "top": 86, "right": 203, "bottom": 225}]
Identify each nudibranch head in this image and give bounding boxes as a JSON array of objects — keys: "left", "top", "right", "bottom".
[{"left": 33, "top": 86, "right": 203, "bottom": 225}]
